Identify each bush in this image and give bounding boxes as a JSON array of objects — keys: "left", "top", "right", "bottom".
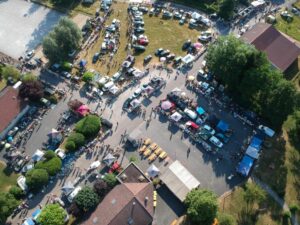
[
  {"left": 75, "top": 115, "right": 101, "bottom": 138},
  {"left": 82, "top": 71, "right": 94, "bottom": 83},
  {"left": 26, "top": 169, "right": 49, "bottom": 191},
  {"left": 9, "top": 185, "right": 25, "bottom": 199},
  {"left": 0, "top": 192, "right": 19, "bottom": 224},
  {"left": 48, "top": 95, "right": 58, "bottom": 104},
  {"left": 65, "top": 141, "right": 76, "bottom": 151},
  {"left": 129, "top": 156, "right": 138, "bottom": 163},
  {"left": 44, "top": 150, "right": 56, "bottom": 160},
  {"left": 218, "top": 212, "right": 237, "bottom": 225},
  {"left": 19, "top": 80, "right": 44, "bottom": 101},
  {"left": 22, "top": 73, "right": 37, "bottom": 82},
  {"left": 283, "top": 210, "right": 291, "bottom": 218},
  {"left": 35, "top": 156, "right": 62, "bottom": 176},
  {"left": 37, "top": 203, "right": 66, "bottom": 225},
  {"left": 61, "top": 61, "right": 72, "bottom": 72},
  {"left": 1, "top": 65, "right": 20, "bottom": 82},
  {"left": 75, "top": 187, "right": 99, "bottom": 212},
  {"left": 289, "top": 204, "right": 300, "bottom": 213},
  {"left": 93, "top": 179, "right": 109, "bottom": 198},
  {"left": 67, "top": 132, "right": 85, "bottom": 148},
  {"left": 103, "top": 173, "right": 117, "bottom": 188}
]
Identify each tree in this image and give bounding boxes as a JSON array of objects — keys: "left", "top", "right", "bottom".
[
  {"left": 37, "top": 203, "right": 66, "bottom": 225},
  {"left": 67, "top": 132, "right": 85, "bottom": 148},
  {"left": 43, "top": 17, "right": 82, "bottom": 63},
  {"left": 218, "top": 0, "right": 235, "bottom": 20},
  {"left": 35, "top": 156, "right": 62, "bottom": 176},
  {"left": 243, "top": 182, "right": 266, "bottom": 212},
  {"left": 218, "top": 212, "right": 237, "bottom": 225},
  {"left": 82, "top": 71, "right": 94, "bottom": 83},
  {"left": 0, "top": 192, "right": 19, "bottom": 224},
  {"left": 1, "top": 65, "right": 20, "bottom": 82},
  {"left": 9, "top": 185, "right": 25, "bottom": 199},
  {"left": 75, "top": 187, "right": 99, "bottom": 212},
  {"left": 93, "top": 179, "right": 109, "bottom": 198},
  {"left": 75, "top": 115, "right": 101, "bottom": 137},
  {"left": 65, "top": 141, "right": 76, "bottom": 151},
  {"left": 44, "top": 150, "right": 56, "bottom": 160},
  {"left": 184, "top": 189, "right": 218, "bottom": 225},
  {"left": 19, "top": 80, "right": 44, "bottom": 101},
  {"left": 68, "top": 99, "right": 83, "bottom": 111},
  {"left": 103, "top": 173, "right": 118, "bottom": 188},
  {"left": 22, "top": 73, "right": 37, "bottom": 82},
  {"left": 26, "top": 169, "right": 49, "bottom": 190}
]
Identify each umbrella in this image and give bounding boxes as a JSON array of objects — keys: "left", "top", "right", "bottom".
[
  {"left": 181, "top": 92, "right": 186, "bottom": 97},
  {"left": 4, "top": 143, "right": 11, "bottom": 149},
  {"left": 171, "top": 88, "right": 181, "bottom": 95},
  {"left": 170, "top": 111, "right": 183, "bottom": 122},
  {"left": 161, "top": 100, "right": 173, "bottom": 111},
  {"left": 194, "top": 42, "right": 202, "bottom": 49},
  {"left": 187, "top": 75, "right": 195, "bottom": 81},
  {"left": 32, "top": 208, "right": 41, "bottom": 220},
  {"left": 89, "top": 160, "right": 101, "bottom": 170},
  {"left": 130, "top": 99, "right": 141, "bottom": 108},
  {"left": 160, "top": 57, "right": 166, "bottom": 62},
  {"left": 103, "top": 153, "right": 116, "bottom": 166},
  {"left": 61, "top": 182, "right": 75, "bottom": 195},
  {"left": 147, "top": 164, "right": 160, "bottom": 177},
  {"left": 7, "top": 136, "right": 13, "bottom": 142}
]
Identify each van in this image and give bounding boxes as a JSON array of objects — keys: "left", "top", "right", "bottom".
[
  {"left": 102, "top": 81, "right": 115, "bottom": 92},
  {"left": 67, "top": 186, "right": 82, "bottom": 203},
  {"left": 184, "top": 108, "right": 197, "bottom": 120},
  {"left": 112, "top": 71, "right": 122, "bottom": 82}
]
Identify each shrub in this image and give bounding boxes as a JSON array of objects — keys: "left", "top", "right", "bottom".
[
  {"left": 48, "top": 95, "right": 58, "bottom": 104},
  {"left": 35, "top": 156, "right": 62, "bottom": 176},
  {"left": 22, "top": 73, "right": 37, "bottom": 82},
  {"left": 93, "top": 179, "right": 109, "bottom": 198},
  {"left": 65, "top": 141, "right": 76, "bottom": 151},
  {"left": 0, "top": 192, "right": 19, "bottom": 224},
  {"left": 129, "top": 156, "right": 138, "bottom": 163},
  {"left": 283, "top": 210, "right": 291, "bottom": 219},
  {"left": 103, "top": 173, "right": 117, "bottom": 188},
  {"left": 75, "top": 187, "right": 99, "bottom": 212},
  {"left": 67, "top": 132, "right": 85, "bottom": 148},
  {"left": 44, "top": 150, "right": 56, "bottom": 160},
  {"left": 9, "top": 185, "right": 25, "bottom": 199},
  {"left": 61, "top": 61, "right": 72, "bottom": 72},
  {"left": 1, "top": 65, "right": 20, "bottom": 81},
  {"left": 218, "top": 212, "right": 237, "bottom": 225},
  {"left": 37, "top": 203, "right": 66, "bottom": 225},
  {"left": 289, "top": 204, "right": 300, "bottom": 213},
  {"left": 82, "top": 71, "right": 94, "bottom": 83},
  {"left": 75, "top": 115, "right": 101, "bottom": 138},
  {"left": 26, "top": 169, "right": 49, "bottom": 191},
  {"left": 19, "top": 80, "right": 44, "bottom": 101}
]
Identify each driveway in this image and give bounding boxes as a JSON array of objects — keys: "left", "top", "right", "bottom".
[{"left": 0, "top": 0, "right": 64, "bottom": 59}]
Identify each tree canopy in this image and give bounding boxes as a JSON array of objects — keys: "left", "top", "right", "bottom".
[
  {"left": 1, "top": 65, "right": 20, "bottom": 82},
  {"left": 67, "top": 132, "right": 85, "bottom": 149},
  {"left": 93, "top": 179, "right": 110, "bottom": 198},
  {"left": 82, "top": 71, "right": 94, "bottom": 83},
  {"left": 206, "top": 35, "right": 297, "bottom": 128},
  {"left": 243, "top": 182, "right": 266, "bottom": 212},
  {"left": 26, "top": 168, "right": 49, "bottom": 190},
  {"left": 35, "top": 156, "right": 62, "bottom": 176},
  {"left": 75, "top": 187, "right": 99, "bottom": 212},
  {"left": 103, "top": 173, "right": 118, "bottom": 188},
  {"left": 19, "top": 80, "right": 44, "bottom": 101},
  {"left": 37, "top": 204, "right": 66, "bottom": 225},
  {"left": 218, "top": 212, "right": 237, "bottom": 225},
  {"left": 75, "top": 115, "right": 101, "bottom": 137},
  {"left": 0, "top": 192, "right": 19, "bottom": 224},
  {"left": 42, "top": 17, "right": 82, "bottom": 63},
  {"left": 218, "top": 0, "right": 236, "bottom": 20},
  {"left": 184, "top": 189, "right": 218, "bottom": 225}
]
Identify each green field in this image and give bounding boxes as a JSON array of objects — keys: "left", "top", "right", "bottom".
[
  {"left": 0, "top": 162, "right": 18, "bottom": 192},
  {"left": 275, "top": 11, "right": 300, "bottom": 42},
  {"left": 0, "top": 79, "right": 6, "bottom": 91},
  {"left": 79, "top": 2, "right": 201, "bottom": 75},
  {"left": 160, "top": 0, "right": 219, "bottom": 13}
]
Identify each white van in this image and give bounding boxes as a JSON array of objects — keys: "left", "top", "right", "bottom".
[
  {"left": 184, "top": 108, "right": 197, "bottom": 120},
  {"left": 67, "top": 186, "right": 82, "bottom": 203},
  {"left": 102, "top": 81, "right": 115, "bottom": 92},
  {"left": 17, "top": 176, "right": 28, "bottom": 192}
]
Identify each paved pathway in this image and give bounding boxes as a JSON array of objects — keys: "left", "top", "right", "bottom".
[{"left": 252, "top": 175, "right": 299, "bottom": 225}]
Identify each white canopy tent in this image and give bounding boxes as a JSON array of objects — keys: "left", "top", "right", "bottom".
[
  {"left": 89, "top": 160, "right": 101, "bottom": 170},
  {"left": 61, "top": 182, "right": 75, "bottom": 195},
  {"left": 147, "top": 164, "right": 160, "bottom": 178},
  {"left": 103, "top": 153, "right": 116, "bottom": 166},
  {"left": 170, "top": 112, "right": 183, "bottom": 122},
  {"left": 160, "top": 160, "right": 200, "bottom": 202},
  {"left": 182, "top": 54, "right": 195, "bottom": 65}
]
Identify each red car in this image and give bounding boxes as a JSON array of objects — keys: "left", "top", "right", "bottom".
[{"left": 138, "top": 38, "right": 149, "bottom": 45}]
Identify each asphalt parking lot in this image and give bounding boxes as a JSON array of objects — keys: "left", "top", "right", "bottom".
[{"left": 0, "top": 0, "right": 64, "bottom": 59}]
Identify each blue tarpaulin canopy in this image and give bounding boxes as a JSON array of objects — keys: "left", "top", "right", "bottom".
[
  {"left": 246, "top": 146, "right": 260, "bottom": 159},
  {"left": 32, "top": 208, "right": 41, "bottom": 220},
  {"left": 217, "top": 120, "right": 229, "bottom": 132},
  {"left": 79, "top": 59, "right": 87, "bottom": 67},
  {"left": 237, "top": 155, "right": 254, "bottom": 177},
  {"left": 250, "top": 136, "right": 262, "bottom": 149},
  {"left": 22, "top": 218, "right": 35, "bottom": 225},
  {"left": 196, "top": 107, "right": 205, "bottom": 115}
]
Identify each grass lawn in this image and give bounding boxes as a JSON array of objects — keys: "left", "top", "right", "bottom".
[
  {"left": 219, "top": 184, "right": 288, "bottom": 225},
  {"left": 160, "top": 0, "right": 219, "bottom": 13},
  {"left": 275, "top": 12, "right": 300, "bottom": 42},
  {"left": 0, "top": 78, "right": 6, "bottom": 91},
  {"left": 0, "top": 161, "right": 18, "bottom": 192},
  {"left": 79, "top": 2, "right": 201, "bottom": 76}
]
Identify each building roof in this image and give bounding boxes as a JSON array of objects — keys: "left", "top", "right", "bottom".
[
  {"left": 0, "top": 86, "right": 27, "bottom": 133},
  {"left": 241, "top": 23, "right": 300, "bottom": 71},
  {"left": 160, "top": 160, "right": 200, "bottom": 202},
  {"left": 83, "top": 183, "right": 154, "bottom": 225},
  {"left": 117, "top": 162, "right": 150, "bottom": 183}
]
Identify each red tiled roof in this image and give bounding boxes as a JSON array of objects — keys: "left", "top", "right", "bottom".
[
  {"left": 241, "top": 23, "right": 300, "bottom": 71},
  {"left": 83, "top": 183, "right": 154, "bottom": 225},
  {"left": 0, "top": 86, "right": 27, "bottom": 133}
]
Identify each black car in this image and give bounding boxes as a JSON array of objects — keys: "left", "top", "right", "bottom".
[
  {"left": 101, "top": 118, "right": 113, "bottom": 129},
  {"left": 132, "top": 44, "right": 146, "bottom": 52},
  {"left": 182, "top": 40, "right": 192, "bottom": 50},
  {"left": 155, "top": 48, "right": 164, "bottom": 56},
  {"left": 144, "top": 55, "right": 152, "bottom": 64},
  {"left": 134, "top": 27, "right": 145, "bottom": 33},
  {"left": 92, "top": 52, "right": 100, "bottom": 63},
  {"left": 166, "top": 54, "right": 175, "bottom": 61},
  {"left": 160, "top": 49, "right": 170, "bottom": 57}
]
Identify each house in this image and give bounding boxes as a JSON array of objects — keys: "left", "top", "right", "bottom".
[
  {"left": 0, "top": 86, "right": 29, "bottom": 140},
  {"left": 83, "top": 163, "right": 154, "bottom": 225},
  {"left": 241, "top": 23, "right": 300, "bottom": 72}
]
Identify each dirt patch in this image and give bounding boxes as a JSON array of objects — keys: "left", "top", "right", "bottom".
[
  {"left": 0, "top": 52, "right": 19, "bottom": 65},
  {"left": 72, "top": 13, "right": 91, "bottom": 29}
]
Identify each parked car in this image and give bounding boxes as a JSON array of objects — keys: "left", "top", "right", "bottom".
[
  {"left": 173, "top": 56, "right": 182, "bottom": 65},
  {"left": 7, "top": 127, "right": 19, "bottom": 137},
  {"left": 61, "top": 71, "right": 72, "bottom": 79},
  {"left": 162, "top": 11, "right": 173, "bottom": 19},
  {"left": 101, "top": 118, "right": 113, "bottom": 129},
  {"left": 132, "top": 88, "right": 142, "bottom": 98},
  {"left": 134, "top": 27, "right": 145, "bottom": 33},
  {"left": 203, "top": 125, "right": 215, "bottom": 136},
  {"left": 209, "top": 136, "right": 223, "bottom": 148},
  {"left": 155, "top": 48, "right": 164, "bottom": 56},
  {"left": 184, "top": 108, "right": 197, "bottom": 120},
  {"left": 67, "top": 186, "right": 82, "bottom": 203},
  {"left": 92, "top": 52, "right": 100, "bottom": 63},
  {"left": 55, "top": 148, "right": 66, "bottom": 160},
  {"left": 166, "top": 54, "right": 175, "bottom": 61},
  {"left": 22, "top": 163, "right": 34, "bottom": 174},
  {"left": 133, "top": 21, "right": 145, "bottom": 26},
  {"left": 160, "top": 49, "right": 170, "bottom": 57},
  {"left": 25, "top": 50, "right": 35, "bottom": 61},
  {"left": 112, "top": 71, "right": 122, "bottom": 82},
  {"left": 199, "top": 81, "right": 210, "bottom": 90},
  {"left": 182, "top": 40, "right": 192, "bottom": 50},
  {"left": 132, "top": 45, "right": 146, "bottom": 52}
]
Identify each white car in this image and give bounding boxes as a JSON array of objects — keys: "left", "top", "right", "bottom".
[
  {"left": 203, "top": 124, "right": 215, "bottom": 135},
  {"left": 98, "top": 76, "right": 111, "bottom": 85},
  {"left": 22, "top": 163, "right": 34, "bottom": 173},
  {"left": 199, "top": 81, "right": 209, "bottom": 90},
  {"left": 102, "top": 81, "right": 115, "bottom": 92},
  {"left": 17, "top": 176, "right": 28, "bottom": 192},
  {"left": 67, "top": 186, "right": 82, "bottom": 203},
  {"left": 25, "top": 50, "right": 35, "bottom": 60},
  {"left": 112, "top": 71, "right": 122, "bottom": 81},
  {"left": 55, "top": 148, "right": 66, "bottom": 160},
  {"left": 132, "top": 88, "right": 142, "bottom": 98},
  {"left": 184, "top": 108, "right": 197, "bottom": 120},
  {"left": 209, "top": 136, "right": 223, "bottom": 148},
  {"left": 61, "top": 71, "right": 72, "bottom": 79}
]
